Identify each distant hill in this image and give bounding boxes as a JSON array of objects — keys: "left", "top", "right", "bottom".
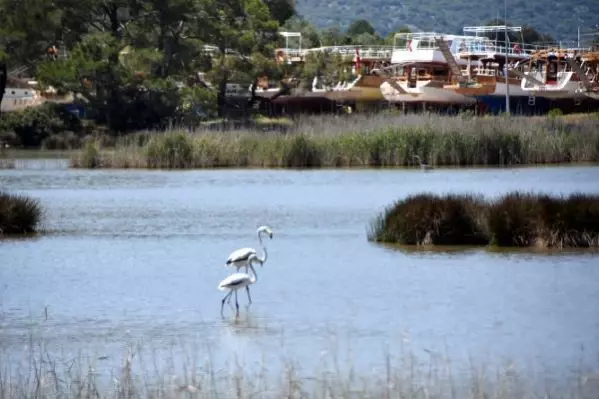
[{"left": 294, "top": 0, "right": 599, "bottom": 44}]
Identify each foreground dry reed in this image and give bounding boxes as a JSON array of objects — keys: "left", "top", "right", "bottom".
[
  {"left": 1, "top": 337, "right": 598, "bottom": 399},
  {"left": 69, "top": 113, "right": 599, "bottom": 169},
  {"left": 0, "top": 191, "right": 42, "bottom": 236},
  {"left": 369, "top": 192, "right": 599, "bottom": 248}
]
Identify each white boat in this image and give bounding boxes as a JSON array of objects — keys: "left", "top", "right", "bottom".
[
  {"left": 517, "top": 48, "right": 590, "bottom": 100},
  {"left": 576, "top": 51, "right": 599, "bottom": 100},
  {"left": 1, "top": 81, "right": 44, "bottom": 113},
  {"left": 268, "top": 38, "right": 394, "bottom": 104},
  {"left": 379, "top": 32, "right": 491, "bottom": 106},
  {"left": 445, "top": 25, "right": 546, "bottom": 113}
]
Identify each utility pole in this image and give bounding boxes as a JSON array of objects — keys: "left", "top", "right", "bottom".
[
  {"left": 504, "top": 0, "right": 510, "bottom": 115},
  {"left": 0, "top": 63, "right": 6, "bottom": 120}
]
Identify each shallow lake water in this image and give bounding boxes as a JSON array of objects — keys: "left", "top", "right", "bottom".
[{"left": 1, "top": 164, "right": 599, "bottom": 394}]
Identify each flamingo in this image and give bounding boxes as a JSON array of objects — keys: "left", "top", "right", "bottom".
[
  {"left": 218, "top": 254, "right": 260, "bottom": 316},
  {"left": 225, "top": 225, "right": 272, "bottom": 304},
  {"left": 412, "top": 154, "right": 433, "bottom": 170}
]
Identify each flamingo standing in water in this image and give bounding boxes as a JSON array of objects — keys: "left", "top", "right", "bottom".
[
  {"left": 224, "top": 225, "right": 272, "bottom": 304},
  {"left": 412, "top": 155, "right": 433, "bottom": 170},
  {"left": 218, "top": 254, "right": 260, "bottom": 316}
]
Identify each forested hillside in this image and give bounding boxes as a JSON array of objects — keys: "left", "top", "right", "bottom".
[{"left": 294, "top": 0, "right": 599, "bottom": 43}]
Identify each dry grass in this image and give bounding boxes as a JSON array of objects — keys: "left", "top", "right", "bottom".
[
  {"left": 1, "top": 336, "right": 598, "bottom": 399},
  {"left": 369, "top": 192, "right": 599, "bottom": 248},
  {"left": 68, "top": 113, "right": 599, "bottom": 169}
]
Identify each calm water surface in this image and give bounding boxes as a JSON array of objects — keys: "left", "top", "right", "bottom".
[{"left": 1, "top": 165, "right": 599, "bottom": 384}]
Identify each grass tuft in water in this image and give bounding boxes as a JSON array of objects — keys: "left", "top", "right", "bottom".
[
  {"left": 370, "top": 192, "right": 599, "bottom": 248},
  {"left": 67, "top": 113, "right": 599, "bottom": 169},
  {"left": 0, "top": 191, "right": 43, "bottom": 236}
]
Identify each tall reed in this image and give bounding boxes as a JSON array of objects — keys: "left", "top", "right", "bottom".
[{"left": 69, "top": 113, "right": 599, "bottom": 169}]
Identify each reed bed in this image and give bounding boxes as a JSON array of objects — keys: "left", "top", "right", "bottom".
[
  {"left": 0, "top": 191, "right": 42, "bottom": 236},
  {"left": 69, "top": 113, "right": 599, "bottom": 169},
  {"left": 369, "top": 192, "right": 599, "bottom": 248},
  {"left": 0, "top": 159, "right": 15, "bottom": 169},
  {"left": 1, "top": 337, "right": 597, "bottom": 399}
]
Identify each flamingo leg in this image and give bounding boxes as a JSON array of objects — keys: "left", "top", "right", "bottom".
[
  {"left": 246, "top": 286, "right": 252, "bottom": 305},
  {"left": 234, "top": 290, "right": 240, "bottom": 316},
  {"left": 221, "top": 290, "right": 233, "bottom": 316}
]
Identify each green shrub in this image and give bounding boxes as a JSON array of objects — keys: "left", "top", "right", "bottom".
[
  {"left": 369, "top": 193, "right": 488, "bottom": 245},
  {"left": 284, "top": 134, "right": 322, "bottom": 168},
  {"left": 0, "top": 191, "right": 42, "bottom": 235},
  {"left": 41, "top": 131, "right": 81, "bottom": 150},
  {"left": 0, "top": 103, "right": 83, "bottom": 148},
  {"left": 81, "top": 140, "right": 101, "bottom": 168},
  {"left": 371, "top": 192, "right": 599, "bottom": 248},
  {"left": 145, "top": 132, "right": 194, "bottom": 169}
]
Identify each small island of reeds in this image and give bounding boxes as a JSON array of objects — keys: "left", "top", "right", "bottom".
[
  {"left": 0, "top": 191, "right": 42, "bottom": 236},
  {"left": 369, "top": 192, "right": 599, "bottom": 248}
]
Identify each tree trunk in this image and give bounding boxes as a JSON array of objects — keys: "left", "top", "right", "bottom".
[
  {"left": 247, "top": 77, "right": 259, "bottom": 117},
  {"left": 217, "top": 74, "right": 228, "bottom": 118},
  {"left": 106, "top": 4, "right": 124, "bottom": 131},
  {"left": 0, "top": 63, "right": 6, "bottom": 120},
  {"left": 216, "top": 48, "right": 229, "bottom": 118}
]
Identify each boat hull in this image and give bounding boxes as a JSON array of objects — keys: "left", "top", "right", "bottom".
[
  {"left": 380, "top": 81, "right": 476, "bottom": 105},
  {"left": 464, "top": 75, "right": 597, "bottom": 115},
  {"left": 475, "top": 94, "right": 599, "bottom": 115},
  {"left": 521, "top": 72, "right": 586, "bottom": 99},
  {"left": 1, "top": 87, "right": 44, "bottom": 112}
]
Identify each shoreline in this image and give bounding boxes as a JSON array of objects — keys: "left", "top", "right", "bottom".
[
  {"left": 2, "top": 156, "right": 599, "bottom": 171},
  {"left": 2, "top": 113, "right": 599, "bottom": 170}
]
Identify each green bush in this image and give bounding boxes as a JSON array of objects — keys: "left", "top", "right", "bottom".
[
  {"left": 0, "top": 191, "right": 42, "bottom": 235},
  {"left": 368, "top": 193, "right": 488, "bottom": 245},
  {"left": 80, "top": 140, "right": 101, "bottom": 168},
  {"left": 370, "top": 192, "right": 599, "bottom": 248},
  {"left": 285, "top": 134, "right": 322, "bottom": 168},
  {"left": 41, "top": 131, "right": 81, "bottom": 150},
  {"left": 145, "top": 132, "right": 195, "bottom": 169},
  {"left": 0, "top": 103, "right": 83, "bottom": 148}
]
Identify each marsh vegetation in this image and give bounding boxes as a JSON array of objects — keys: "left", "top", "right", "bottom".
[
  {"left": 369, "top": 192, "right": 599, "bottom": 248},
  {"left": 67, "top": 113, "right": 599, "bottom": 170},
  {"left": 1, "top": 337, "right": 597, "bottom": 399},
  {"left": 0, "top": 191, "right": 42, "bottom": 236}
]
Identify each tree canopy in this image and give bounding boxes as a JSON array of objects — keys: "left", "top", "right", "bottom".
[{"left": 0, "top": 0, "right": 565, "bottom": 136}]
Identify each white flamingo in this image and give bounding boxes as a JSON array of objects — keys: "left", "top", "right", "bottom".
[
  {"left": 218, "top": 254, "right": 260, "bottom": 316},
  {"left": 412, "top": 155, "right": 433, "bottom": 170},
  {"left": 225, "top": 225, "right": 272, "bottom": 304}
]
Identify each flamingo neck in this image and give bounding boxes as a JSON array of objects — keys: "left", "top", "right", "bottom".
[
  {"left": 248, "top": 262, "right": 258, "bottom": 283},
  {"left": 258, "top": 230, "right": 264, "bottom": 246},
  {"left": 257, "top": 231, "right": 268, "bottom": 263},
  {"left": 259, "top": 245, "right": 268, "bottom": 263}
]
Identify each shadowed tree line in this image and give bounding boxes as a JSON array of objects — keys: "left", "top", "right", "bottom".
[{"left": 0, "top": 0, "right": 565, "bottom": 145}]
